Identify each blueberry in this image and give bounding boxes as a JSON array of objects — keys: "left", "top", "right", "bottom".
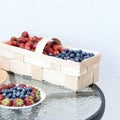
[
  {"left": 5, "top": 96, "right": 9, "bottom": 98},
  {"left": 70, "top": 58, "right": 75, "bottom": 61},
  {"left": 26, "top": 91, "right": 30, "bottom": 95},
  {"left": 12, "top": 95, "right": 16, "bottom": 99},
  {"left": 25, "top": 94, "right": 29, "bottom": 98},
  {"left": 74, "top": 57, "right": 80, "bottom": 62},
  {"left": 9, "top": 89, "right": 13, "bottom": 93},
  {"left": 78, "top": 49, "right": 82, "bottom": 53},
  {"left": 20, "top": 94, "right": 25, "bottom": 99},
  {"left": 76, "top": 52, "right": 81, "bottom": 57},
  {"left": 17, "top": 87, "right": 22, "bottom": 91},
  {"left": 89, "top": 53, "right": 94, "bottom": 57},
  {"left": 16, "top": 92, "right": 20, "bottom": 97},
  {"left": 26, "top": 88, "right": 32, "bottom": 92},
  {"left": 70, "top": 53, "right": 75, "bottom": 58},
  {"left": 4, "top": 89, "right": 8, "bottom": 94},
  {"left": 61, "top": 51, "right": 66, "bottom": 55},
  {"left": 64, "top": 49, "right": 69, "bottom": 53},
  {"left": 2, "top": 93, "right": 6, "bottom": 97},
  {"left": 8, "top": 93, "right": 12, "bottom": 98},
  {"left": 83, "top": 52, "right": 87, "bottom": 57},
  {"left": 84, "top": 55, "right": 90, "bottom": 59}
]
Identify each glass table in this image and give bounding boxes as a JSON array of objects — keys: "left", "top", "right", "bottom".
[{"left": 0, "top": 72, "right": 105, "bottom": 120}]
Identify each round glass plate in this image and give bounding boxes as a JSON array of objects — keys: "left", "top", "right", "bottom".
[{"left": 0, "top": 85, "right": 46, "bottom": 109}]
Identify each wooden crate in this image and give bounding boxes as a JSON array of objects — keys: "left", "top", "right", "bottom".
[{"left": 0, "top": 38, "right": 100, "bottom": 91}]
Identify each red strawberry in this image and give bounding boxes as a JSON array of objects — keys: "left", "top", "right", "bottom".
[
  {"left": 13, "top": 98, "right": 24, "bottom": 107},
  {"left": 32, "top": 42, "right": 38, "bottom": 49},
  {"left": 8, "top": 83, "right": 16, "bottom": 89},
  {"left": 1, "top": 98, "right": 12, "bottom": 106},
  {"left": 46, "top": 41, "right": 54, "bottom": 48},
  {"left": 53, "top": 50, "right": 59, "bottom": 56},
  {"left": 18, "top": 43, "right": 25, "bottom": 48},
  {"left": 10, "top": 37, "right": 17, "bottom": 41},
  {"left": 0, "top": 94, "right": 4, "bottom": 103},
  {"left": 7, "top": 41, "right": 18, "bottom": 46},
  {"left": 32, "top": 36, "right": 40, "bottom": 43},
  {"left": 21, "top": 31, "right": 29, "bottom": 38},
  {"left": 45, "top": 46, "right": 53, "bottom": 53},
  {"left": 24, "top": 96, "right": 34, "bottom": 106},
  {"left": 30, "top": 92, "right": 40, "bottom": 103},
  {"left": 53, "top": 44, "right": 61, "bottom": 51},
  {"left": 43, "top": 51, "right": 48, "bottom": 55},
  {"left": 0, "top": 84, "right": 8, "bottom": 90},
  {"left": 17, "top": 37, "right": 28, "bottom": 43},
  {"left": 25, "top": 41, "right": 33, "bottom": 50},
  {"left": 18, "top": 84, "right": 27, "bottom": 88},
  {"left": 30, "top": 88, "right": 40, "bottom": 103}
]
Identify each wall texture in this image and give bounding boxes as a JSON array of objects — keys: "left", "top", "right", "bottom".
[{"left": 0, "top": 0, "right": 120, "bottom": 119}]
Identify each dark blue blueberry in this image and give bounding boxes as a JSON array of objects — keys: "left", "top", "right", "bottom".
[
  {"left": 25, "top": 94, "right": 29, "bottom": 98},
  {"left": 5, "top": 96, "right": 9, "bottom": 98},
  {"left": 70, "top": 53, "right": 75, "bottom": 58},
  {"left": 26, "top": 91, "right": 30, "bottom": 95},
  {"left": 12, "top": 95, "right": 16, "bottom": 99},
  {"left": 61, "top": 51, "right": 66, "bottom": 55},
  {"left": 64, "top": 49, "right": 69, "bottom": 53},
  {"left": 84, "top": 55, "right": 90, "bottom": 59},
  {"left": 16, "top": 92, "right": 20, "bottom": 97},
  {"left": 20, "top": 94, "right": 25, "bottom": 99},
  {"left": 83, "top": 52, "right": 88, "bottom": 57},
  {"left": 76, "top": 52, "right": 81, "bottom": 57},
  {"left": 78, "top": 49, "right": 82, "bottom": 53},
  {"left": 2, "top": 93, "right": 7, "bottom": 97},
  {"left": 26, "top": 88, "right": 32, "bottom": 92},
  {"left": 74, "top": 57, "right": 80, "bottom": 62},
  {"left": 89, "top": 53, "right": 94, "bottom": 57},
  {"left": 7, "top": 93, "right": 12, "bottom": 98},
  {"left": 17, "top": 87, "right": 22, "bottom": 91},
  {"left": 9, "top": 89, "right": 13, "bottom": 93}
]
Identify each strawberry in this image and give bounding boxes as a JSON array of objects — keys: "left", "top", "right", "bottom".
[
  {"left": 24, "top": 96, "right": 34, "bottom": 106},
  {"left": 21, "top": 31, "right": 29, "bottom": 38},
  {"left": 18, "top": 84, "right": 27, "bottom": 88},
  {"left": 17, "top": 37, "right": 28, "bottom": 43},
  {"left": 13, "top": 98, "right": 24, "bottom": 107},
  {"left": 0, "top": 94, "right": 4, "bottom": 103},
  {"left": 30, "top": 88, "right": 40, "bottom": 103},
  {"left": 32, "top": 36, "right": 40, "bottom": 43},
  {"left": 46, "top": 41, "right": 54, "bottom": 48},
  {"left": 10, "top": 37, "right": 17, "bottom": 41},
  {"left": 7, "top": 83, "right": 16, "bottom": 89},
  {"left": 53, "top": 44, "right": 61, "bottom": 51},
  {"left": 18, "top": 43, "right": 25, "bottom": 48},
  {"left": 53, "top": 50, "right": 59, "bottom": 56},
  {"left": 43, "top": 51, "right": 48, "bottom": 55},
  {"left": 0, "top": 84, "right": 8, "bottom": 90},
  {"left": 7, "top": 41, "right": 18, "bottom": 46},
  {"left": 25, "top": 41, "right": 33, "bottom": 50},
  {"left": 32, "top": 42, "right": 38, "bottom": 49},
  {"left": 1, "top": 98, "right": 12, "bottom": 106},
  {"left": 45, "top": 46, "right": 53, "bottom": 53}
]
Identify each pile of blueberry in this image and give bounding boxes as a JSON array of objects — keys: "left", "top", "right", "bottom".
[
  {"left": 1, "top": 86, "right": 32, "bottom": 100},
  {"left": 49, "top": 48, "right": 95, "bottom": 62}
]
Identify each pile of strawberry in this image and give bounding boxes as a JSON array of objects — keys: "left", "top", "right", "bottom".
[
  {"left": 5, "top": 31, "right": 43, "bottom": 51},
  {"left": 0, "top": 83, "right": 41, "bottom": 107},
  {"left": 43, "top": 41, "right": 63, "bottom": 56}
]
